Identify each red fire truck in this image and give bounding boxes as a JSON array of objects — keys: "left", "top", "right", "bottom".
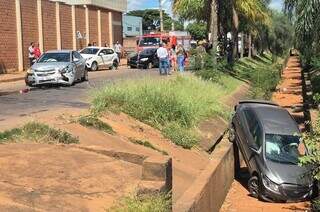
[{"left": 136, "top": 32, "right": 191, "bottom": 52}]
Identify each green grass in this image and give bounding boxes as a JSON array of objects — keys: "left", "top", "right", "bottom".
[
  {"left": 0, "top": 122, "right": 79, "bottom": 144},
  {"left": 129, "top": 138, "right": 168, "bottom": 155},
  {"left": 91, "top": 75, "right": 241, "bottom": 149},
  {"left": 108, "top": 193, "right": 171, "bottom": 212},
  {"left": 78, "top": 115, "right": 115, "bottom": 134},
  {"left": 233, "top": 54, "right": 282, "bottom": 99}
]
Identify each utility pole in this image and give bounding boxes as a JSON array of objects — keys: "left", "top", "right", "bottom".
[{"left": 159, "top": 0, "right": 164, "bottom": 32}]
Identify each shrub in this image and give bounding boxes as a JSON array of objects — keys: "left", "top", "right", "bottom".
[
  {"left": 91, "top": 75, "right": 240, "bottom": 149},
  {"left": 233, "top": 54, "right": 282, "bottom": 99},
  {"left": 0, "top": 122, "right": 79, "bottom": 144},
  {"left": 129, "top": 138, "right": 168, "bottom": 155},
  {"left": 78, "top": 115, "right": 115, "bottom": 134},
  {"left": 109, "top": 193, "right": 171, "bottom": 212}
]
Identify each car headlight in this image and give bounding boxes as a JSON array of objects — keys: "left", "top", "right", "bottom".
[
  {"left": 60, "top": 65, "right": 73, "bottom": 74},
  {"left": 27, "top": 69, "right": 34, "bottom": 74},
  {"left": 262, "top": 175, "right": 280, "bottom": 193},
  {"left": 140, "top": 58, "right": 149, "bottom": 62}
]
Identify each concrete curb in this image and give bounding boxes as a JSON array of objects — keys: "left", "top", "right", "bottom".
[
  {"left": 0, "top": 76, "right": 24, "bottom": 83},
  {"left": 75, "top": 145, "right": 173, "bottom": 193},
  {"left": 173, "top": 137, "right": 235, "bottom": 212}
]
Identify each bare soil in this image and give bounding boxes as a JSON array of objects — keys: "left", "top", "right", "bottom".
[{"left": 0, "top": 144, "right": 141, "bottom": 211}]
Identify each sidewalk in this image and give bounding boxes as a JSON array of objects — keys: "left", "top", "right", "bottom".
[{"left": 0, "top": 72, "right": 25, "bottom": 83}]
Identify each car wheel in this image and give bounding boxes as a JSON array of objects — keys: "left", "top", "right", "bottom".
[
  {"left": 228, "top": 124, "right": 236, "bottom": 143},
  {"left": 147, "top": 62, "right": 153, "bottom": 69},
  {"left": 110, "top": 60, "right": 119, "bottom": 70},
  {"left": 82, "top": 69, "right": 88, "bottom": 81},
  {"left": 248, "top": 175, "right": 260, "bottom": 199},
  {"left": 130, "top": 65, "right": 135, "bottom": 69},
  {"left": 91, "top": 62, "right": 98, "bottom": 71}
]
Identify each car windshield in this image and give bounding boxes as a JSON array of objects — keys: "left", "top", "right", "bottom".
[
  {"left": 141, "top": 49, "right": 156, "bottom": 55},
  {"left": 265, "top": 134, "right": 306, "bottom": 165},
  {"left": 139, "top": 37, "right": 160, "bottom": 47},
  {"left": 80, "top": 48, "right": 99, "bottom": 55},
  {"left": 38, "top": 53, "right": 70, "bottom": 63}
]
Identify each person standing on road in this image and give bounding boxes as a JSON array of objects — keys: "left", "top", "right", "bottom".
[
  {"left": 176, "top": 44, "right": 185, "bottom": 72},
  {"left": 169, "top": 45, "right": 177, "bottom": 72},
  {"left": 114, "top": 41, "right": 122, "bottom": 63},
  {"left": 28, "top": 42, "right": 35, "bottom": 67},
  {"left": 157, "top": 43, "right": 169, "bottom": 75},
  {"left": 34, "top": 42, "right": 41, "bottom": 60}
]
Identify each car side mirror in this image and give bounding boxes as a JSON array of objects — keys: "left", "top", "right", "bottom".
[
  {"left": 249, "top": 144, "right": 260, "bottom": 154},
  {"left": 99, "top": 52, "right": 104, "bottom": 56}
]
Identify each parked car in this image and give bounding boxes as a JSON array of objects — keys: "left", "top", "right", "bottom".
[
  {"left": 228, "top": 100, "right": 314, "bottom": 202},
  {"left": 25, "top": 50, "right": 88, "bottom": 87},
  {"left": 79, "top": 47, "right": 119, "bottom": 71},
  {"left": 127, "top": 48, "right": 159, "bottom": 69}
]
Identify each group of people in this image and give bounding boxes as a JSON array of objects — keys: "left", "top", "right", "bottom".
[
  {"left": 28, "top": 42, "right": 42, "bottom": 66},
  {"left": 156, "top": 42, "right": 186, "bottom": 75}
]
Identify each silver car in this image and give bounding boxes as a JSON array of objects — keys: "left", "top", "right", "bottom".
[{"left": 25, "top": 50, "right": 88, "bottom": 86}]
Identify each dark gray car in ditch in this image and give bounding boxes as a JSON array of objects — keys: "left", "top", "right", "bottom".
[{"left": 228, "top": 100, "right": 314, "bottom": 202}]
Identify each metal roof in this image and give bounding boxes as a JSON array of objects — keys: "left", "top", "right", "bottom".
[{"left": 245, "top": 103, "right": 300, "bottom": 135}]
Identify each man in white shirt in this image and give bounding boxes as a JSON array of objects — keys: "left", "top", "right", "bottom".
[
  {"left": 157, "top": 43, "right": 169, "bottom": 75},
  {"left": 28, "top": 42, "right": 35, "bottom": 67},
  {"left": 114, "top": 41, "right": 122, "bottom": 63}
]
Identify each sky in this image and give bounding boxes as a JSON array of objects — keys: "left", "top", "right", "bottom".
[{"left": 127, "top": 0, "right": 284, "bottom": 14}]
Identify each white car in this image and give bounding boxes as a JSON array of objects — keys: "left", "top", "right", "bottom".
[{"left": 79, "top": 47, "right": 119, "bottom": 71}]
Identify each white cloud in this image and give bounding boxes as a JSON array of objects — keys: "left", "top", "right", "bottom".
[
  {"left": 127, "top": 0, "right": 148, "bottom": 11},
  {"left": 127, "top": 0, "right": 173, "bottom": 17}
]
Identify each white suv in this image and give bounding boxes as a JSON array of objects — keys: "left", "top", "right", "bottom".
[{"left": 79, "top": 47, "right": 119, "bottom": 71}]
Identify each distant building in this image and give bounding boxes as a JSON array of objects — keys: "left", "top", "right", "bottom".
[
  {"left": 0, "top": 0, "right": 127, "bottom": 73},
  {"left": 123, "top": 15, "right": 143, "bottom": 37}
]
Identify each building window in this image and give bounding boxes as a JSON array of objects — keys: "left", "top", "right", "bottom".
[
  {"left": 127, "top": 26, "right": 132, "bottom": 31},
  {"left": 136, "top": 27, "right": 140, "bottom": 32}
]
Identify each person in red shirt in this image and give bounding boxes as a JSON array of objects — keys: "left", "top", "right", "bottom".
[{"left": 34, "top": 42, "right": 41, "bottom": 61}]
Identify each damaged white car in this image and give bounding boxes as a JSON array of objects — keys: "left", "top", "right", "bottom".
[{"left": 25, "top": 50, "right": 88, "bottom": 87}]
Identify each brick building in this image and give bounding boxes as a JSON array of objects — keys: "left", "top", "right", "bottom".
[{"left": 0, "top": 0, "right": 126, "bottom": 73}]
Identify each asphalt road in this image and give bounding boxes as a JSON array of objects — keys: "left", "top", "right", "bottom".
[{"left": 0, "top": 68, "right": 160, "bottom": 121}]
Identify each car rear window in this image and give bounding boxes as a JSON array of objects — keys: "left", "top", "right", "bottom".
[{"left": 80, "top": 48, "right": 99, "bottom": 55}]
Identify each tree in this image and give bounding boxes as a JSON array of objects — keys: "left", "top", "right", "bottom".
[
  {"left": 187, "top": 22, "right": 207, "bottom": 40},
  {"left": 284, "top": 0, "right": 320, "bottom": 63},
  {"left": 126, "top": 9, "right": 184, "bottom": 31}
]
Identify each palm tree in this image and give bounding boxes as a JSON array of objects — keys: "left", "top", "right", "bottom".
[
  {"left": 284, "top": 0, "right": 320, "bottom": 63},
  {"left": 232, "top": 0, "right": 270, "bottom": 60}
]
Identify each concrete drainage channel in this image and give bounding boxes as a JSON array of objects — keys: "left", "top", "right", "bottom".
[
  {"left": 174, "top": 132, "right": 236, "bottom": 212},
  {"left": 174, "top": 59, "right": 314, "bottom": 212}
]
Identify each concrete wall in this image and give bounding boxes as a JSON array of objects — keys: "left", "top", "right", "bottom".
[
  {"left": 0, "top": 0, "right": 123, "bottom": 73},
  {"left": 0, "top": 0, "right": 17, "bottom": 73},
  {"left": 42, "top": 0, "right": 57, "bottom": 51},
  {"left": 123, "top": 15, "right": 143, "bottom": 37},
  {"left": 174, "top": 138, "right": 236, "bottom": 212}
]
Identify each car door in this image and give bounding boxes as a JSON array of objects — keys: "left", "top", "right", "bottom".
[
  {"left": 72, "top": 51, "right": 84, "bottom": 79},
  {"left": 234, "top": 108, "right": 252, "bottom": 166},
  {"left": 104, "top": 49, "right": 115, "bottom": 67},
  {"left": 242, "top": 109, "right": 261, "bottom": 170},
  {"left": 96, "top": 49, "right": 105, "bottom": 67}
]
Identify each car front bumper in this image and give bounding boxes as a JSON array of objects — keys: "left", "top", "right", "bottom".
[
  {"left": 261, "top": 183, "right": 313, "bottom": 202},
  {"left": 26, "top": 71, "right": 74, "bottom": 86}
]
